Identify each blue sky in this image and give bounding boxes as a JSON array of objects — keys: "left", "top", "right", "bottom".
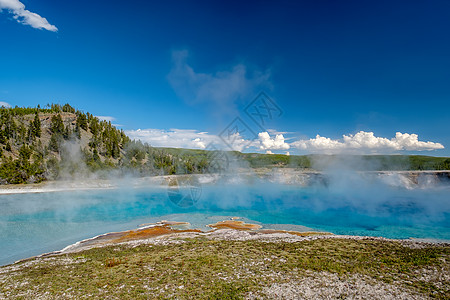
[{"left": 0, "top": 0, "right": 449, "bottom": 155}]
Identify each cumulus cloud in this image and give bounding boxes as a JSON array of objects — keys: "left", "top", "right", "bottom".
[
  {"left": 127, "top": 128, "right": 291, "bottom": 153},
  {"left": 293, "top": 131, "right": 444, "bottom": 153},
  {"left": 167, "top": 50, "right": 271, "bottom": 116},
  {"left": 0, "top": 0, "right": 57, "bottom": 32},
  {"left": 125, "top": 127, "right": 443, "bottom": 154},
  {"left": 125, "top": 128, "right": 218, "bottom": 150},
  {"left": 0, "top": 101, "right": 11, "bottom": 108},
  {"left": 192, "top": 138, "right": 206, "bottom": 149},
  {"left": 258, "top": 132, "right": 290, "bottom": 150},
  {"left": 224, "top": 132, "right": 254, "bottom": 152},
  {"left": 125, "top": 128, "right": 258, "bottom": 152}
]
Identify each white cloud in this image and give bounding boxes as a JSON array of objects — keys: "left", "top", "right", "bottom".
[
  {"left": 224, "top": 132, "right": 253, "bottom": 152},
  {"left": 293, "top": 135, "right": 344, "bottom": 151},
  {"left": 95, "top": 116, "right": 116, "bottom": 122},
  {"left": 125, "top": 127, "right": 444, "bottom": 154},
  {"left": 0, "top": 0, "right": 57, "bottom": 32},
  {"left": 127, "top": 128, "right": 291, "bottom": 152},
  {"left": 125, "top": 128, "right": 218, "bottom": 150},
  {"left": 258, "top": 132, "right": 290, "bottom": 150},
  {"left": 293, "top": 131, "right": 444, "bottom": 153},
  {"left": 0, "top": 101, "right": 11, "bottom": 108},
  {"left": 390, "top": 132, "right": 444, "bottom": 151},
  {"left": 167, "top": 50, "right": 271, "bottom": 116},
  {"left": 126, "top": 128, "right": 257, "bottom": 152},
  {"left": 266, "top": 129, "right": 291, "bottom": 135},
  {"left": 192, "top": 138, "right": 206, "bottom": 149}
]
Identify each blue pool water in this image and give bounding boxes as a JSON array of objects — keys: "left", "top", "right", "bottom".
[{"left": 1, "top": 181, "right": 449, "bottom": 266}]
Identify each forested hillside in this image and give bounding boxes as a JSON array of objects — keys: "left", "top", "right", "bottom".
[{"left": 0, "top": 104, "right": 208, "bottom": 184}]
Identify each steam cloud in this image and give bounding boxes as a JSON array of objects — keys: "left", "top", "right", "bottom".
[{"left": 0, "top": 0, "right": 58, "bottom": 32}]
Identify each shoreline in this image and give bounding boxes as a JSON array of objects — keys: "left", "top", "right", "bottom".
[
  {"left": 0, "top": 175, "right": 179, "bottom": 195},
  {"left": 1, "top": 170, "right": 449, "bottom": 195},
  {"left": 2, "top": 219, "right": 449, "bottom": 299},
  {"left": 11, "top": 218, "right": 450, "bottom": 267}
]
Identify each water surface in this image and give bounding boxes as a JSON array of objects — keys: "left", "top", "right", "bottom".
[{"left": 1, "top": 182, "right": 449, "bottom": 266}]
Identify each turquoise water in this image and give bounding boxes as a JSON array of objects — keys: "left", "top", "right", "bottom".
[{"left": 1, "top": 182, "right": 449, "bottom": 266}]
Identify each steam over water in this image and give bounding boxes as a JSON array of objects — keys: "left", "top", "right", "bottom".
[{"left": 0, "top": 173, "right": 449, "bottom": 266}]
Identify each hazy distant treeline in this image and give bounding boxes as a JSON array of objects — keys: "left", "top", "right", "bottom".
[
  {"left": 166, "top": 149, "right": 450, "bottom": 171},
  {"left": 238, "top": 152, "right": 450, "bottom": 171}
]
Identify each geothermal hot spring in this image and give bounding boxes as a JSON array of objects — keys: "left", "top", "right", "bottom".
[{"left": 0, "top": 171, "right": 449, "bottom": 266}]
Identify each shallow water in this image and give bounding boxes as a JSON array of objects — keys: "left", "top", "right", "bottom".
[{"left": 0, "top": 181, "right": 449, "bottom": 266}]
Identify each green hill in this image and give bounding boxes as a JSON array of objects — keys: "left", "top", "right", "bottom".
[{"left": 0, "top": 104, "right": 209, "bottom": 184}]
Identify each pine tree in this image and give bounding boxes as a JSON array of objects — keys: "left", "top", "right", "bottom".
[
  {"left": 93, "top": 148, "right": 100, "bottom": 162},
  {"left": 62, "top": 103, "right": 75, "bottom": 113},
  {"left": 19, "top": 124, "right": 26, "bottom": 143},
  {"left": 63, "top": 126, "right": 70, "bottom": 140},
  {"left": 89, "top": 117, "right": 99, "bottom": 136},
  {"left": 51, "top": 114, "right": 65, "bottom": 134},
  {"left": 76, "top": 112, "right": 88, "bottom": 131},
  {"left": 74, "top": 124, "right": 81, "bottom": 139},
  {"left": 27, "top": 126, "right": 34, "bottom": 143},
  {"left": 19, "top": 145, "right": 32, "bottom": 164},
  {"left": 33, "top": 113, "right": 41, "bottom": 138},
  {"left": 49, "top": 134, "right": 62, "bottom": 153},
  {"left": 0, "top": 131, "right": 6, "bottom": 144},
  {"left": 112, "top": 139, "right": 120, "bottom": 159}
]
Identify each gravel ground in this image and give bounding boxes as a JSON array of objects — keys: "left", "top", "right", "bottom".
[{"left": 2, "top": 228, "right": 448, "bottom": 299}]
